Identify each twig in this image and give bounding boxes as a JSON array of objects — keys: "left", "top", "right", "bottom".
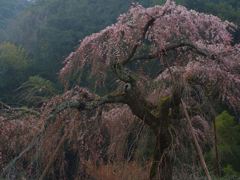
[
  {"left": 1, "top": 135, "right": 40, "bottom": 176},
  {"left": 212, "top": 115, "right": 221, "bottom": 176},
  {"left": 0, "top": 101, "right": 11, "bottom": 109}
]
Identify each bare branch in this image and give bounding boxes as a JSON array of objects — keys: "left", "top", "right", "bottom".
[
  {"left": 0, "top": 101, "right": 11, "bottom": 109},
  {"left": 0, "top": 101, "right": 40, "bottom": 118}
]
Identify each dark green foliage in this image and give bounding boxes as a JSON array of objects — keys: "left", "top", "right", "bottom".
[
  {"left": 4, "top": 0, "right": 164, "bottom": 82},
  {"left": 176, "top": 0, "right": 240, "bottom": 25},
  {"left": 0, "top": 0, "right": 161, "bottom": 105},
  {"left": 5, "top": 0, "right": 134, "bottom": 81},
  {"left": 1, "top": 0, "right": 238, "bottom": 106},
  {"left": 216, "top": 111, "right": 240, "bottom": 175},
  {"left": 0, "top": 0, "right": 28, "bottom": 29},
  {"left": 0, "top": 42, "right": 30, "bottom": 103},
  {"left": 0, "top": 0, "right": 29, "bottom": 42},
  {"left": 17, "top": 76, "right": 58, "bottom": 107},
  {"left": 206, "top": 111, "right": 240, "bottom": 177}
]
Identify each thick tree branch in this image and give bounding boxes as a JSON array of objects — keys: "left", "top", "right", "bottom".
[
  {"left": 50, "top": 92, "right": 126, "bottom": 118},
  {"left": 1, "top": 108, "right": 40, "bottom": 116},
  {"left": 129, "top": 41, "right": 212, "bottom": 64},
  {"left": 0, "top": 101, "right": 40, "bottom": 118},
  {"left": 111, "top": 63, "right": 136, "bottom": 83},
  {"left": 122, "top": 17, "right": 156, "bottom": 65},
  {"left": 162, "top": 41, "right": 210, "bottom": 57}
]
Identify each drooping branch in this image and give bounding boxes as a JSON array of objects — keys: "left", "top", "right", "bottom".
[
  {"left": 1, "top": 133, "right": 41, "bottom": 177},
  {"left": 121, "top": 1, "right": 177, "bottom": 66},
  {"left": 39, "top": 125, "right": 70, "bottom": 180},
  {"left": 181, "top": 99, "right": 212, "bottom": 180},
  {"left": 0, "top": 91, "right": 126, "bottom": 177},
  {"left": 50, "top": 89, "right": 158, "bottom": 128},
  {"left": 122, "top": 17, "right": 156, "bottom": 65}
]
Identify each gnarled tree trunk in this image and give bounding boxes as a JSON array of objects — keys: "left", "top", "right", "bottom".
[{"left": 150, "top": 121, "right": 173, "bottom": 180}]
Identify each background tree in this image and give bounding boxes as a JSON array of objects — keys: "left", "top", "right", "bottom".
[
  {"left": 16, "top": 76, "right": 58, "bottom": 107},
  {"left": 0, "top": 42, "right": 31, "bottom": 104},
  {"left": 0, "top": 0, "right": 29, "bottom": 42},
  {"left": 1, "top": 0, "right": 239, "bottom": 106},
  {"left": 206, "top": 111, "right": 240, "bottom": 178},
  {"left": 5, "top": 0, "right": 159, "bottom": 82}
]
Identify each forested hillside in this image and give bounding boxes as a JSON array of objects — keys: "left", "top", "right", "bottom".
[
  {"left": 0, "top": 0, "right": 28, "bottom": 39},
  {"left": 0, "top": 0, "right": 161, "bottom": 104},
  {"left": 0, "top": 0, "right": 240, "bottom": 179},
  {"left": 177, "top": 0, "right": 240, "bottom": 24},
  {"left": 0, "top": 0, "right": 239, "bottom": 104}
]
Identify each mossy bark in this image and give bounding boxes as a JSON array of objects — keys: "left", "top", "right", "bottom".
[{"left": 149, "top": 97, "right": 174, "bottom": 180}]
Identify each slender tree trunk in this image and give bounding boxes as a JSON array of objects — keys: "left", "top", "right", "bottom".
[
  {"left": 150, "top": 129, "right": 173, "bottom": 180},
  {"left": 181, "top": 100, "right": 212, "bottom": 180}
]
